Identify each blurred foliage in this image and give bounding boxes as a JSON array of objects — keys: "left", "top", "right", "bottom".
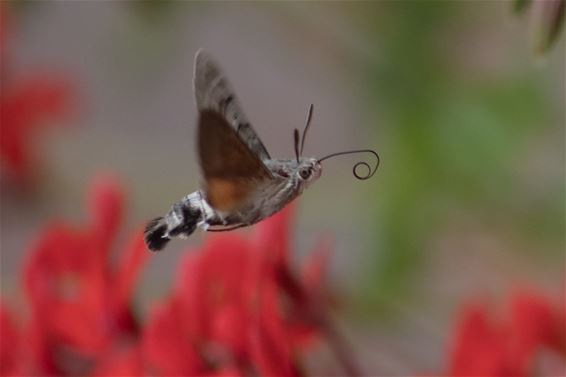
[
  {"left": 358, "top": 2, "right": 564, "bottom": 313},
  {"left": 514, "top": 0, "right": 533, "bottom": 15},
  {"left": 128, "top": 0, "right": 182, "bottom": 24},
  {"left": 514, "top": 0, "right": 564, "bottom": 54}
]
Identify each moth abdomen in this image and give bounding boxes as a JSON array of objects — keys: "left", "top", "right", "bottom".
[{"left": 168, "top": 205, "right": 201, "bottom": 238}]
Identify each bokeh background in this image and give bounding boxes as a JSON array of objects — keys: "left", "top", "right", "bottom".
[{"left": 1, "top": 1, "right": 564, "bottom": 375}]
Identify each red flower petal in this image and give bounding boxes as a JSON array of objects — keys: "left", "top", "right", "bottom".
[
  {"left": 449, "top": 303, "right": 518, "bottom": 376},
  {"left": 211, "top": 304, "right": 248, "bottom": 358},
  {"left": 447, "top": 291, "right": 566, "bottom": 377},
  {"left": 250, "top": 281, "right": 298, "bottom": 377},
  {"left": 0, "top": 302, "right": 21, "bottom": 376},
  {"left": 142, "top": 298, "right": 205, "bottom": 376},
  {"left": 207, "top": 367, "right": 244, "bottom": 377},
  {"left": 22, "top": 177, "right": 144, "bottom": 368},
  {"left": 509, "top": 291, "right": 566, "bottom": 368},
  {"left": 301, "top": 238, "right": 331, "bottom": 296},
  {"left": 112, "top": 229, "right": 149, "bottom": 311},
  {"left": 89, "top": 175, "right": 125, "bottom": 254},
  {"left": 175, "top": 234, "right": 252, "bottom": 347},
  {"left": 0, "top": 3, "right": 10, "bottom": 64},
  {"left": 91, "top": 346, "right": 143, "bottom": 377},
  {"left": 24, "top": 224, "right": 110, "bottom": 355},
  {"left": 253, "top": 204, "right": 295, "bottom": 267},
  {"left": 0, "top": 76, "right": 74, "bottom": 184}
]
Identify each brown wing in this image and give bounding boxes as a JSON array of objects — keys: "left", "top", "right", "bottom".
[
  {"left": 198, "top": 110, "right": 272, "bottom": 212},
  {"left": 194, "top": 50, "right": 271, "bottom": 162}
]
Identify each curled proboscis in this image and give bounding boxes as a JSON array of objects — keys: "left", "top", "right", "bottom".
[{"left": 318, "top": 149, "right": 380, "bottom": 180}]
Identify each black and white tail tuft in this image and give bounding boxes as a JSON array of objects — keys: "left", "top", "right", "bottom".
[
  {"left": 144, "top": 204, "right": 202, "bottom": 252},
  {"left": 144, "top": 217, "right": 170, "bottom": 252}
]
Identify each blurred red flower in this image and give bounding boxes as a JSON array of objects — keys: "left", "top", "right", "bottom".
[
  {"left": 0, "top": 3, "right": 75, "bottom": 186},
  {"left": 90, "top": 346, "right": 144, "bottom": 377},
  {"left": 0, "top": 76, "right": 74, "bottom": 185},
  {"left": 22, "top": 176, "right": 148, "bottom": 375},
  {"left": 0, "top": 3, "right": 9, "bottom": 65},
  {"left": 2, "top": 174, "right": 358, "bottom": 376},
  {"left": 142, "top": 206, "right": 352, "bottom": 377},
  {"left": 448, "top": 290, "right": 565, "bottom": 377},
  {"left": 0, "top": 302, "right": 22, "bottom": 376}
]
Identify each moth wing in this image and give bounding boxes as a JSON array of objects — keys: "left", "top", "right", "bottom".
[
  {"left": 194, "top": 49, "right": 271, "bottom": 162},
  {"left": 198, "top": 110, "right": 273, "bottom": 212}
]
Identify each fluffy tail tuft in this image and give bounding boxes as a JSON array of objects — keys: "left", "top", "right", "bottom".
[{"left": 144, "top": 217, "right": 170, "bottom": 252}]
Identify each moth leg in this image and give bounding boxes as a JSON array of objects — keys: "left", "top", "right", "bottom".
[
  {"left": 206, "top": 223, "right": 249, "bottom": 232},
  {"left": 203, "top": 212, "right": 248, "bottom": 232},
  {"left": 204, "top": 215, "right": 226, "bottom": 227}
]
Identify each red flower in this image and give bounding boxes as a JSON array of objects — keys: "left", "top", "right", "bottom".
[
  {"left": 143, "top": 296, "right": 206, "bottom": 376},
  {"left": 0, "top": 74, "right": 74, "bottom": 186},
  {"left": 23, "top": 176, "right": 148, "bottom": 375},
  {"left": 0, "top": 3, "right": 9, "bottom": 66},
  {"left": 448, "top": 290, "right": 565, "bottom": 377},
  {"left": 0, "top": 302, "right": 22, "bottom": 376},
  {"left": 90, "top": 346, "right": 143, "bottom": 377},
  {"left": 5, "top": 173, "right": 355, "bottom": 376},
  {"left": 509, "top": 292, "right": 566, "bottom": 364},
  {"left": 143, "top": 205, "right": 358, "bottom": 376},
  {"left": 0, "top": 4, "right": 75, "bottom": 186}
]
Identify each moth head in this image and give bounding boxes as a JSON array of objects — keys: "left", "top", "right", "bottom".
[{"left": 295, "top": 157, "right": 322, "bottom": 185}]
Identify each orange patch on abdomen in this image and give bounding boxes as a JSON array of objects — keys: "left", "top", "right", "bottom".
[{"left": 206, "top": 178, "right": 251, "bottom": 212}]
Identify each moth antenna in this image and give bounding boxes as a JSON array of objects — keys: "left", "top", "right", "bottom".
[
  {"left": 318, "top": 149, "right": 380, "bottom": 180},
  {"left": 293, "top": 128, "right": 300, "bottom": 163},
  {"left": 300, "top": 104, "right": 314, "bottom": 156}
]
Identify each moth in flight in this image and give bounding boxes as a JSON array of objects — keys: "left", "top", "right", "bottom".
[{"left": 144, "top": 50, "right": 379, "bottom": 252}]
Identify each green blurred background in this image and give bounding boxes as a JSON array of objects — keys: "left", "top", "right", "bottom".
[{"left": 1, "top": 1, "right": 563, "bottom": 373}]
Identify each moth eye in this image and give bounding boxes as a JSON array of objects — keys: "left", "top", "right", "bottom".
[{"left": 299, "top": 167, "right": 311, "bottom": 180}]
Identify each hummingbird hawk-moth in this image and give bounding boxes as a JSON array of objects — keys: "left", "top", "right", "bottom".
[{"left": 144, "top": 50, "right": 379, "bottom": 252}]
